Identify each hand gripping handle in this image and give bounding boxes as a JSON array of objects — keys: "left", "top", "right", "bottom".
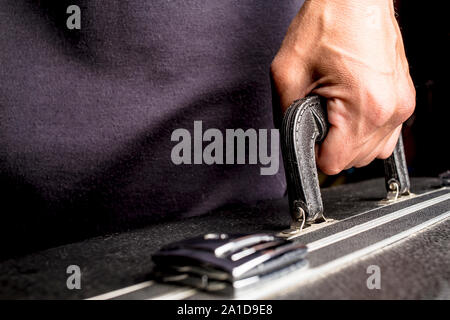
[{"left": 281, "top": 95, "right": 411, "bottom": 228}]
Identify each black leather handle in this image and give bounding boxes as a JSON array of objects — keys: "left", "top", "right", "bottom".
[
  {"left": 383, "top": 134, "right": 411, "bottom": 196},
  {"left": 281, "top": 95, "right": 411, "bottom": 225},
  {"left": 281, "top": 96, "right": 328, "bottom": 223}
]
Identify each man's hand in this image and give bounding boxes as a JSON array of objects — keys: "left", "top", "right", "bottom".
[{"left": 271, "top": 0, "right": 415, "bottom": 175}]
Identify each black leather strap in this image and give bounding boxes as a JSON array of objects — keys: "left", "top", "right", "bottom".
[
  {"left": 281, "top": 95, "right": 411, "bottom": 224},
  {"left": 281, "top": 96, "right": 328, "bottom": 223},
  {"left": 384, "top": 135, "right": 411, "bottom": 196}
]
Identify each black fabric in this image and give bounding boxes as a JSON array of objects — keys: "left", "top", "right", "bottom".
[{"left": 0, "top": 1, "right": 305, "bottom": 255}]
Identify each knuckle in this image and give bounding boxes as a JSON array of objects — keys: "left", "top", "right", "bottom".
[
  {"left": 354, "top": 157, "right": 375, "bottom": 168},
  {"left": 317, "top": 151, "right": 345, "bottom": 175},
  {"left": 364, "top": 90, "right": 396, "bottom": 128},
  {"left": 319, "top": 163, "right": 343, "bottom": 176},
  {"left": 270, "top": 57, "right": 284, "bottom": 80},
  {"left": 377, "top": 145, "right": 396, "bottom": 160},
  {"left": 364, "top": 80, "right": 416, "bottom": 128},
  {"left": 377, "top": 151, "right": 391, "bottom": 160},
  {"left": 270, "top": 58, "right": 293, "bottom": 87},
  {"left": 354, "top": 162, "right": 367, "bottom": 169},
  {"left": 369, "top": 102, "right": 395, "bottom": 128},
  {"left": 397, "top": 87, "right": 416, "bottom": 122},
  {"left": 271, "top": 54, "right": 307, "bottom": 90}
]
